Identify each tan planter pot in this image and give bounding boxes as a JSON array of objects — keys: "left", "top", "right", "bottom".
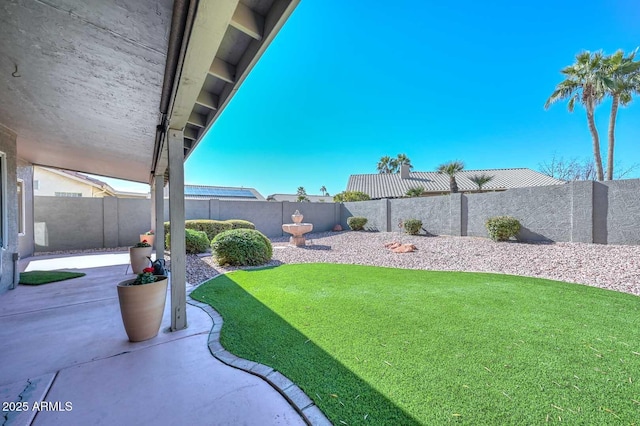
[
  {"left": 129, "top": 246, "right": 152, "bottom": 274},
  {"left": 117, "top": 276, "right": 168, "bottom": 342},
  {"left": 140, "top": 234, "right": 155, "bottom": 246}
]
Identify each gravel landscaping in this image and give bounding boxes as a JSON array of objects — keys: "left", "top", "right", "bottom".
[
  {"left": 34, "top": 231, "right": 640, "bottom": 296},
  {"left": 189, "top": 231, "right": 640, "bottom": 296}
]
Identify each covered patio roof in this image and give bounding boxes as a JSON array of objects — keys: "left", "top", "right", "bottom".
[{"left": 0, "top": 0, "right": 299, "bottom": 183}]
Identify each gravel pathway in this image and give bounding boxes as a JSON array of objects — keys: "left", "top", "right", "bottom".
[{"left": 187, "top": 231, "right": 640, "bottom": 296}]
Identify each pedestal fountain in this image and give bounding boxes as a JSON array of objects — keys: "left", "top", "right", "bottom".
[{"left": 282, "top": 210, "right": 313, "bottom": 247}]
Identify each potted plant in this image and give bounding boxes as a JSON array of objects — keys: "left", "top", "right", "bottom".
[
  {"left": 140, "top": 230, "right": 155, "bottom": 246},
  {"left": 129, "top": 240, "right": 152, "bottom": 274},
  {"left": 117, "top": 267, "right": 168, "bottom": 342}
]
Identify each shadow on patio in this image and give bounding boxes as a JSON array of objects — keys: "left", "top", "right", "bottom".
[{"left": 0, "top": 253, "right": 305, "bottom": 426}]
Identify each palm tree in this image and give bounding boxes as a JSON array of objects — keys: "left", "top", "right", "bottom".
[
  {"left": 602, "top": 49, "right": 640, "bottom": 180},
  {"left": 545, "top": 51, "right": 608, "bottom": 181},
  {"left": 319, "top": 185, "right": 327, "bottom": 196},
  {"left": 405, "top": 186, "right": 424, "bottom": 197},
  {"left": 377, "top": 156, "right": 393, "bottom": 174},
  {"left": 436, "top": 161, "right": 464, "bottom": 193},
  {"left": 392, "top": 153, "right": 413, "bottom": 173},
  {"left": 468, "top": 174, "right": 494, "bottom": 192},
  {"left": 296, "top": 186, "right": 309, "bottom": 202}
]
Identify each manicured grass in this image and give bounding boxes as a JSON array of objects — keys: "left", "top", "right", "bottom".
[
  {"left": 19, "top": 270, "right": 86, "bottom": 285},
  {"left": 191, "top": 263, "right": 640, "bottom": 425}
]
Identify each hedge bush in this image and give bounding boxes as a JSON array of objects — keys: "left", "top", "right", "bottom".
[
  {"left": 333, "top": 191, "right": 371, "bottom": 202},
  {"left": 403, "top": 219, "right": 423, "bottom": 235},
  {"left": 190, "top": 220, "right": 233, "bottom": 240},
  {"left": 226, "top": 219, "right": 256, "bottom": 230},
  {"left": 164, "top": 219, "right": 256, "bottom": 240},
  {"left": 165, "top": 229, "right": 210, "bottom": 254},
  {"left": 347, "top": 216, "right": 368, "bottom": 231},
  {"left": 211, "top": 229, "right": 272, "bottom": 266},
  {"left": 485, "top": 216, "right": 521, "bottom": 241}
]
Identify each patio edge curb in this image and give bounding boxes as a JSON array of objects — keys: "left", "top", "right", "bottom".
[{"left": 186, "top": 289, "right": 332, "bottom": 426}]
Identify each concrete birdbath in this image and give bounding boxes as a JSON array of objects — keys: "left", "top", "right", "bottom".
[{"left": 282, "top": 210, "right": 313, "bottom": 247}]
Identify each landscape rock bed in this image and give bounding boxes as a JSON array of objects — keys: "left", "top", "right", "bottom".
[{"left": 189, "top": 231, "right": 640, "bottom": 296}]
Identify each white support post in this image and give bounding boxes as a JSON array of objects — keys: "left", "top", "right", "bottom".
[
  {"left": 154, "top": 174, "right": 165, "bottom": 260},
  {"left": 168, "top": 129, "right": 187, "bottom": 331}
]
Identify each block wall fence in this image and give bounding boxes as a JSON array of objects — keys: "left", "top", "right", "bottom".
[
  {"left": 33, "top": 198, "right": 341, "bottom": 252},
  {"left": 341, "top": 179, "right": 640, "bottom": 245},
  {"left": 33, "top": 179, "right": 640, "bottom": 252}
]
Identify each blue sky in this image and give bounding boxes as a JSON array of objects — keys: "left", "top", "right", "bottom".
[{"left": 100, "top": 0, "right": 640, "bottom": 196}]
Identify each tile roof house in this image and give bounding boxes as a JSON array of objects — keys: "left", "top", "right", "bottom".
[
  {"left": 165, "top": 185, "right": 264, "bottom": 201},
  {"left": 346, "top": 165, "right": 566, "bottom": 199}
]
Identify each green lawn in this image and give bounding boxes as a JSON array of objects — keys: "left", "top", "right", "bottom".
[
  {"left": 19, "top": 270, "right": 86, "bottom": 285},
  {"left": 191, "top": 263, "right": 640, "bottom": 425}
]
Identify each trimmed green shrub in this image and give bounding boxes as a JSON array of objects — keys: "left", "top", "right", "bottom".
[
  {"left": 225, "top": 219, "right": 256, "bottom": 230},
  {"left": 211, "top": 229, "right": 272, "bottom": 266},
  {"left": 485, "top": 216, "right": 521, "bottom": 241},
  {"left": 333, "top": 191, "right": 371, "bottom": 202},
  {"left": 166, "top": 229, "right": 210, "bottom": 254},
  {"left": 347, "top": 216, "right": 368, "bottom": 231},
  {"left": 165, "top": 220, "right": 232, "bottom": 241},
  {"left": 403, "top": 219, "right": 423, "bottom": 235}
]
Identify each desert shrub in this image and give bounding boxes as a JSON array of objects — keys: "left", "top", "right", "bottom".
[
  {"left": 211, "top": 229, "right": 272, "bottom": 266},
  {"left": 187, "top": 220, "right": 232, "bottom": 240},
  {"left": 165, "top": 229, "right": 210, "bottom": 254},
  {"left": 165, "top": 220, "right": 232, "bottom": 241},
  {"left": 333, "top": 191, "right": 371, "bottom": 202},
  {"left": 403, "top": 219, "right": 423, "bottom": 235},
  {"left": 225, "top": 219, "right": 256, "bottom": 230},
  {"left": 347, "top": 216, "right": 368, "bottom": 231},
  {"left": 485, "top": 216, "right": 521, "bottom": 241}
]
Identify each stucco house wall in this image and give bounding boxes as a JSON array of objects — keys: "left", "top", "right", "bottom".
[
  {"left": 0, "top": 125, "right": 19, "bottom": 293},
  {"left": 17, "top": 159, "right": 34, "bottom": 258},
  {"left": 34, "top": 167, "right": 99, "bottom": 197}
]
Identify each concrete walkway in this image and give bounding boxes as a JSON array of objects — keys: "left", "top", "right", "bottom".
[{"left": 0, "top": 253, "right": 306, "bottom": 426}]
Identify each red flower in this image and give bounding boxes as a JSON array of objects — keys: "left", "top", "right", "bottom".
[
  {"left": 142, "top": 239, "right": 148, "bottom": 243},
  {"left": 143, "top": 267, "right": 154, "bottom": 273}
]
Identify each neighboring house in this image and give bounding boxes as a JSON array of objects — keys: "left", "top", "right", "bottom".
[
  {"left": 267, "top": 194, "right": 332, "bottom": 202},
  {"left": 33, "top": 166, "right": 148, "bottom": 198},
  {"left": 166, "top": 184, "right": 264, "bottom": 201},
  {"left": 347, "top": 165, "right": 566, "bottom": 199}
]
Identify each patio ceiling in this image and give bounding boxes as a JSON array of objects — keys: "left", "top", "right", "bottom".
[{"left": 0, "top": 0, "right": 299, "bottom": 183}]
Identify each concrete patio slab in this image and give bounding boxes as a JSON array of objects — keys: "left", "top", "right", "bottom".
[
  {"left": 0, "top": 373, "right": 55, "bottom": 426},
  {"left": 23, "top": 252, "right": 131, "bottom": 271},
  {"left": 0, "top": 253, "right": 306, "bottom": 426},
  {"left": 34, "top": 334, "right": 304, "bottom": 426}
]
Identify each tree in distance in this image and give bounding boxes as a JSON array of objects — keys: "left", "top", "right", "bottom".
[{"left": 436, "top": 161, "right": 464, "bottom": 193}]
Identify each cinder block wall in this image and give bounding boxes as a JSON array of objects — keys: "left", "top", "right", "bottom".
[
  {"left": 339, "top": 180, "right": 640, "bottom": 245},
  {"left": 32, "top": 179, "right": 640, "bottom": 252},
  {"left": 33, "top": 197, "right": 152, "bottom": 251},
  {"left": 597, "top": 180, "right": 640, "bottom": 244},
  {"left": 465, "top": 184, "right": 573, "bottom": 242},
  {"left": 35, "top": 198, "right": 342, "bottom": 251}
]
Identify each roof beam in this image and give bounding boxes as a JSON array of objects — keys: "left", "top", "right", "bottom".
[
  {"left": 195, "top": 90, "right": 219, "bottom": 111},
  {"left": 187, "top": 112, "right": 206, "bottom": 128},
  {"left": 184, "top": 127, "right": 199, "bottom": 140},
  {"left": 209, "top": 57, "right": 236, "bottom": 84},
  {"left": 168, "top": 0, "right": 239, "bottom": 129},
  {"left": 230, "top": 2, "right": 264, "bottom": 40},
  {"left": 181, "top": 0, "right": 301, "bottom": 162}
]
